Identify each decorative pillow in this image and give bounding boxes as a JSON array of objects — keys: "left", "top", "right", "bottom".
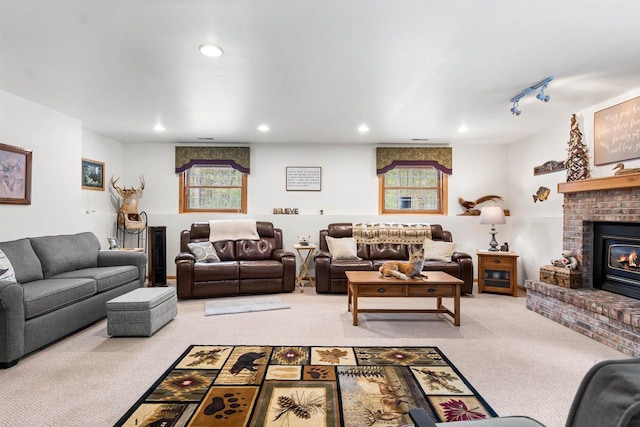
[
  {"left": 187, "top": 242, "right": 220, "bottom": 263},
  {"left": 0, "top": 249, "right": 17, "bottom": 282},
  {"left": 325, "top": 236, "right": 360, "bottom": 260},
  {"left": 423, "top": 238, "right": 456, "bottom": 262}
]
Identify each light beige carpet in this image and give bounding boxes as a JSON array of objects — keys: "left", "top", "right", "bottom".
[{"left": 0, "top": 284, "right": 626, "bottom": 427}]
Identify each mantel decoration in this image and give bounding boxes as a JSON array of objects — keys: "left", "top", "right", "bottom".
[
  {"left": 81, "top": 158, "right": 105, "bottom": 191},
  {"left": 565, "top": 114, "right": 590, "bottom": 182},
  {"left": 0, "top": 142, "right": 32, "bottom": 205},
  {"left": 612, "top": 163, "right": 640, "bottom": 175}
]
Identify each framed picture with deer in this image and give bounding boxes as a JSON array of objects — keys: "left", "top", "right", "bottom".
[
  {"left": 81, "top": 158, "right": 105, "bottom": 191},
  {"left": 0, "top": 143, "right": 32, "bottom": 205}
]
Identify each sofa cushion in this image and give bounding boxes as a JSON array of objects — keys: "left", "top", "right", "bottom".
[
  {"left": 236, "top": 239, "right": 275, "bottom": 261},
  {"left": 29, "top": 232, "right": 100, "bottom": 278},
  {"left": 330, "top": 260, "right": 374, "bottom": 275},
  {"left": 0, "top": 238, "right": 43, "bottom": 283},
  {"left": 423, "top": 238, "right": 456, "bottom": 262},
  {"left": 193, "top": 262, "right": 239, "bottom": 282},
  {"left": 22, "top": 277, "right": 97, "bottom": 319},
  {"left": 326, "top": 236, "right": 360, "bottom": 260},
  {"left": 369, "top": 243, "right": 407, "bottom": 260},
  {"left": 239, "top": 260, "right": 283, "bottom": 279},
  {"left": 52, "top": 266, "right": 139, "bottom": 293},
  {"left": 0, "top": 249, "right": 17, "bottom": 282},
  {"left": 187, "top": 242, "right": 220, "bottom": 263}
]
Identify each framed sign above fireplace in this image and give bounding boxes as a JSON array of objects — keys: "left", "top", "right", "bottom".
[{"left": 594, "top": 96, "right": 640, "bottom": 165}]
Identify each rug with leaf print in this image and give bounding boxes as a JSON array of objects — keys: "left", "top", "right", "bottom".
[{"left": 115, "top": 345, "right": 497, "bottom": 426}]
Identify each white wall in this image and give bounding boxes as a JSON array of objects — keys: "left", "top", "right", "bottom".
[
  {"left": 81, "top": 129, "right": 126, "bottom": 245},
  {"left": 122, "top": 141, "right": 507, "bottom": 276},
  {"left": 5, "top": 86, "right": 639, "bottom": 282},
  {"left": 0, "top": 91, "right": 126, "bottom": 245},
  {"left": 0, "top": 90, "right": 87, "bottom": 238}
]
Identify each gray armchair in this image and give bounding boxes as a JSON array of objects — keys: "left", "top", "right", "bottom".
[{"left": 409, "top": 357, "right": 640, "bottom": 427}]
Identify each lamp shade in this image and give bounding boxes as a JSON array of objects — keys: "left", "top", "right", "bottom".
[{"left": 479, "top": 206, "right": 506, "bottom": 225}]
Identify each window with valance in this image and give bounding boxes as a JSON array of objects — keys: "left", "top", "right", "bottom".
[
  {"left": 175, "top": 146, "right": 250, "bottom": 213},
  {"left": 376, "top": 147, "right": 452, "bottom": 215}
]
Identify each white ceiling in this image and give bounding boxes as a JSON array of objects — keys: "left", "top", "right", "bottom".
[{"left": 2, "top": 0, "right": 640, "bottom": 146}]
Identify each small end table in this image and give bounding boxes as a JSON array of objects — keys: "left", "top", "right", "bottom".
[
  {"left": 293, "top": 244, "right": 317, "bottom": 289},
  {"left": 477, "top": 250, "right": 519, "bottom": 297}
]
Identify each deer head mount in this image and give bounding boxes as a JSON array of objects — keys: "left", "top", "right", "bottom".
[{"left": 111, "top": 176, "right": 145, "bottom": 222}]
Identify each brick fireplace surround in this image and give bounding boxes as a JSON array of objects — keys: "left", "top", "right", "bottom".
[{"left": 525, "top": 174, "right": 640, "bottom": 356}]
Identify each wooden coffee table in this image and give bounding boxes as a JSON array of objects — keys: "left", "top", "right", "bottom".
[{"left": 345, "top": 270, "right": 463, "bottom": 326}]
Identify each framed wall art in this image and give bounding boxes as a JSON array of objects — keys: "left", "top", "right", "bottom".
[
  {"left": 81, "top": 158, "right": 105, "bottom": 191},
  {"left": 286, "top": 166, "right": 322, "bottom": 191},
  {"left": 0, "top": 143, "right": 32, "bottom": 205},
  {"left": 594, "top": 95, "right": 640, "bottom": 165}
]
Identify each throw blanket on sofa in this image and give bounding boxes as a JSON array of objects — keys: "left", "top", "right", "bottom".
[
  {"left": 352, "top": 222, "right": 432, "bottom": 244},
  {"left": 209, "top": 219, "right": 259, "bottom": 242}
]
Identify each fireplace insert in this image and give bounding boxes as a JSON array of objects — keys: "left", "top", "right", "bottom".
[{"left": 594, "top": 222, "right": 640, "bottom": 299}]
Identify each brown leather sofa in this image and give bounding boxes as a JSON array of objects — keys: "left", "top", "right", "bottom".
[
  {"left": 175, "top": 221, "right": 296, "bottom": 299},
  {"left": 314, "top": 223, "right": 473, "bottom": 294}
]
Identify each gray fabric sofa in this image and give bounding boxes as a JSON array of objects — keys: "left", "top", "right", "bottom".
[{"left": 0, "top": 232, "right": 147, "bottom": 368}]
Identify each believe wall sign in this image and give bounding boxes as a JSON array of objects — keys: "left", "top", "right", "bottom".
[{"left": 594, "top": 95, "right": 640, "bottom": 165}]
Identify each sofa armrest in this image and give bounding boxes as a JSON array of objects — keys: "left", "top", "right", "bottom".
[
  {"left": 314, "top": 251, "right": 332, "bottom": 293},
  {"left": 272, "top": 249, "right": 296, "bottom": 292},
  {"left": 0, "top": 280, "right": 25, "bottom": 367},
  {"left": 98, "top": 250, "right": 147, "bottom": 287},
  {"left": 451, "top": 251, "right": 472, "bottom": 262},
  {"left": 272, "top": 248, "right": 295, "bottom": 261},
  {"left": 451, "top": 251, "right": 474, "bottom": 294},
  {"left": 174, "top": 252, "right": 195, "bottom": 299},
  {"left": 175, "top": 252, "right": 196, "bottom": 262}
]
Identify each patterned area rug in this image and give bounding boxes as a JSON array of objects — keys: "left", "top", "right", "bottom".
[{"left": 116, "top": 345, "right": 497, "bottom": 426}]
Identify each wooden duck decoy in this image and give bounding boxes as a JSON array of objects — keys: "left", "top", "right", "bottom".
[{"left": 613, "top": 163, "right": 640, "bottom": 175}]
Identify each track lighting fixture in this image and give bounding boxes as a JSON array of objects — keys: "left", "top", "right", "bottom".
[
  {"left": 509, "top": 76, "right": 554, "bottom": 116},
  {"left": 536, "top": 84, "right": 550, "bottom": 102}
]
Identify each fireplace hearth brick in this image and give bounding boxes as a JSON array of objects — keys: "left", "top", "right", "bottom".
[{"left": 526, "top": 280, "right": 640, "bottom": 356}]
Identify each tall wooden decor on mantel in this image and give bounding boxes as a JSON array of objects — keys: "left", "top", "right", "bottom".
[{"left": 565, "top": 114, "right": 590, "bottom": 181}]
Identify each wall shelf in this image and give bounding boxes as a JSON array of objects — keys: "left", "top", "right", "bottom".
[{"left": 558, "top": 173, "right": 640, "bottom": 194}]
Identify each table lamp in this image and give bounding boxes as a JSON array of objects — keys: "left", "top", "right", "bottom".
[{"left": 479, "top": 206, "right": 506, "bottom": 251}]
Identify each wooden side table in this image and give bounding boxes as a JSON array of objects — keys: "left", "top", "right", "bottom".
[
  {"left": 293, "top": 244, "right": 317, "bottom": 289},
  {"left": 477, "top": 250, "right": 519, "bottom": 297}
]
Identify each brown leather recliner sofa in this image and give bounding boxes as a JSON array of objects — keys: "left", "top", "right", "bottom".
[
  {"left": 314, "top": 223, "right": 473, "bottom": 294},
  {"left": 175, "top": 221, "right": 296, "bottom": 299}
]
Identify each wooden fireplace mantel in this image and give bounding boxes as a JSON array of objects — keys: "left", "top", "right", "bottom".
[{"left": 558, "top": 173, "right": 640, "bottom": 194}]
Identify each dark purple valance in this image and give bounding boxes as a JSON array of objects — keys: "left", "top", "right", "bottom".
[
  {"left": 175, "top": 146, "right": 250, "bottom": 174},
  {"left": 376, "top": 147, "right": 452, "bottom": 175}
]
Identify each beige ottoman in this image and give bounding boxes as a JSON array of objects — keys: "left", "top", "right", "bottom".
[{"left": 107, "top": 287, "right": 177, "bottom": 337}]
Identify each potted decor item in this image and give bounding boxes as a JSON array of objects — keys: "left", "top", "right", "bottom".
[{"left": 297, "top": 235, "right": 311, "bottom": 246}]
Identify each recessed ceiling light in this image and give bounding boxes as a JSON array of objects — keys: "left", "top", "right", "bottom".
[
  {"left": 358, "top": 124, "right": 370, "bottom": 133},
  {"left": 199, "top": 44, "right": 224, "bottom": 58},
  {"left": 153, "top": 123, "right": 165, "bottom": 132},
  {"left": 257, "top": 124, "right": 270, "bottom": 132},
  {"left": 457, "top": 125, "right": 469, "bottom": 133}
]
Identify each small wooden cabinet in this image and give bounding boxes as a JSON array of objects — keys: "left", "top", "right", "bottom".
[{"left": 477, "top": 250, "right": 519, "bottom": 297}]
